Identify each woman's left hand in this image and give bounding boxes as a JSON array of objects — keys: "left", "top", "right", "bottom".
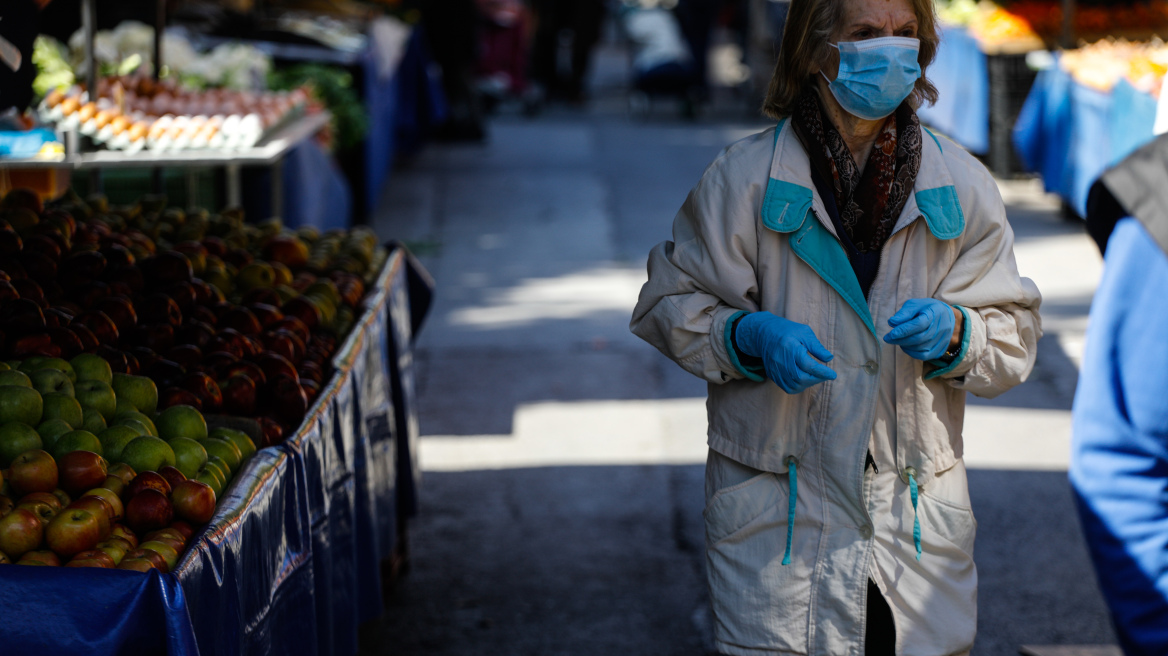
[{"left": 883, "top": 298, "right": 960, "bottom": 361}]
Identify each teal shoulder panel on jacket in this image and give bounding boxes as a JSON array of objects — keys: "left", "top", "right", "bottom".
[
  {"left": 915, "top": 185, "right": 965, "bottom": 240},
  {"left": 762, "top": 179, "right": 814, "bottom": 233}
]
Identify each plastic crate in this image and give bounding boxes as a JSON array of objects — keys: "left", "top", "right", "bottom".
[{"left": 987, "top": 52, "right": 1040, "bottom": 177}]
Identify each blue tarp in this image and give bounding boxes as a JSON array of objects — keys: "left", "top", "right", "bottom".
[
  {"left": 1014, "top": 64, "right": 1159, "bottom": 217},
  {"left": 0, "top": 246, "right": 430, "bottom": 656},
  {"left": 282, "top": 138, "right": 354, "bottom": 231},
  {"left": 918, "top": 24, "right": 990, "bottom": 154}
]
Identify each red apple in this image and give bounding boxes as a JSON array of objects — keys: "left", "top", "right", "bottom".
[
  {"left": 179, "top": 372, "right": 222, "bottom": 413},
  {"left": 18, "top": 549, "right": 60, "bottom": 566},
  {"left": 94, "top": 295, "right": 137, "bottom": 332},
  {"left": 222, "top": 359, "right": 266, "bottom": 387},
  {"left": 128, "top": 471, "right": 172, "bottom": 498},
  {"left": 8, "top": 449, "right": 58, "bottom": 496},
  {"left": 137, "top": 293, "right": 183, "bottom": 328},
  {"left": 123, "top": 548, "right": 168, "bottom": 572},
  {"left": 15, "top": 498, "right": 57, "bottom": 527},
  {"left": 158, "top": 466, "right": 186, "bottom": 490},
  {"left": 219, "top": 374, "right": 258, "bottom": 416},
  {"left": 166, "top": 344, "right": 204, "bottom": 372},
  {"left": 255, "top": 352, "right": 298, "bottom": 385},
  {"left": 45, "top": 508, "right": 101, "bottom": 557},
  {"left": 46, "top": 326, "right": 85, "bottom": 358},
  {"left": 117, "top": 557, "right": 157, "bottom": 572},
  {"left": 160, "top": 387, "right": 203, "bottom": 411},
  {"left": 66, "top": 549, "right": 115, "bottom": 568},
  {"left": 0, "top": 494, "right": 13, "bottom": 517},
  {"left": 257, "top": 416, "right": 285, "bottom": 448},
  {"left": 169, "top": 520, "right": 195, "bottom": 541},
  {"left": 267, "top": 375, "right": 308, "bottom": 426},
  {"left": 144, "top": 527, "right": 187, "bottom": 547},
  {"left": 58, "top": 450, "right": 109, "bottom": 497},
  {"left": 242, "top": 288, "right": 283, "bottom": 307},
  {"left": 176, "top": 321, "right": 215, "bottom": 351},
  {"left": 19, "top": 491, "right": 62, "bottom": 512},
  {"left": 68, "top": 497, "right": 112, "bottom": 540},
  {"left": 125, "top": 489, "right": 174, "bottom": 534},
  {"left": 94, "top": 539, "right": 129, "bottom": 564},
  {"left": 166, "top": 282, "right": 198, "bottom": 314},
  {"left": 51, "top": 488, "right": 71, "bottom": 508},
  {"left": 110, "top": 523, "right": 138, "bottom": 548},
  {"left": 108, "top": 463, "right": 136, "bottom": 486},
  {"left": 99, "top": 474, "right": 126, "bottom": 498},
  {"left": 74, "top": 310, "right": 119, "bottom": 346},
  {"left": 0, "top": 508, "right": 44, "bottom": 558},
  {"left": 281, "top": 297, "right": 320, "bottom": 330},
  {"left": 171, "top": 480, "right": 216, "bottom": 525},
  {"left": 82, "top": 487, "right": 124, "bottom": 522}
]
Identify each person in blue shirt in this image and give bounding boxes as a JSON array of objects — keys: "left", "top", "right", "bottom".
[{"left": 1072, "top": 133, "right": 1168, "bottom": 656}]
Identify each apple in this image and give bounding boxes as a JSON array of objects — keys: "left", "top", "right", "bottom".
[
  {"left": 197, "top": 438, "right": 242, "bottom": 474},
  {"left": 82, "top": 487, "right": 124, "bottom": 522},
  {"left": 74, "top": 310, "right": 119, "bottom": 347},
  {"left": 127, "top": 471, "right": 172, "bottom": 498},
  {"left": 113, "top": 411, "right": 157, "bottom": 437},
  {"left": 141, "top": 251, "right": 193, "bottom": 289},
  {"left": 125, "top": 489, "right": 173, "bottom": 534},
  {"left": 58, "top": 449, "right": 108, "bottom": 496},
  {"left": 166, "top": 345, "right": 203, "bottom": 372},
  {"left": 80, "top": 406, "right": 106, "bottom": 433},
  {"left": 50, "top": 488, "right": 70, "bottom": 508},
  {"left": 107, "top": 462, "right": 136, "bottom": 486},
  {"left": 218, "top": 374, "right": 257, "bottom": 416},
  {"left": 15, "top": 498, "right": 57, "bottom": 527},
  {"left": 178, "top": 373, "right": 222, "bottom": 413},
  {"left": 109, "top": 523, "right": 137, "bottom": 548},
  {"left": 0, "top": 507, "right": 43, "bottom": 558},
  {"left": 19, "top": 491, "right": 62, "bottom": 512},
  {"left": 46, "top": 327, "right": 85, "bottom": 360},
  {"left": 50, "top": 429, "right": 103, "bottom": 461},
  {"left": 171, "top": 479, "right": 216, "bottom": 524},
  {"left": 96, "top": 425, "right": 140, "bottom": 462},
  {"left": 267, "top": 376, "right": 308, "bottom": 426},
  {"left": 94, "top": 345, "right": 128, "bottom": 374},
  {"left": 70, "top": 353, "right": 113, "bottom": 385},
  {"left": 18, "top": 549, "right": 60, "bottom": 566},
  {"left": 169, "top": 520, "right": 195, "bottom": 542},
  {"left": 67, "top": 549, "right": 116, "bottom": 568},
  {"left": 0, "top": 421, "right": 43, "bottom": 468},
  {"left": 243, "top": 287, "right": 283, "bottom": 307},
  {"left": 71, "top": 324, "right": 100, "bottom": 351},
  {"left": 41, "top": 393, "right": 83, "bottom": 428},
  {"left": 137, "top": 293, "right": 183, "bottom": 328},
  {"left": 138, "top": 539, "right": 181, "bottom": 571},
  {"left": 158, "top": 465, "right": 187, "bottom": 489},
  {"left": 256, "top": 416, "right": 284, "bottom": 448},
  {"left": 32, "top": 357, "right": 77, "bottom": 383},
  {"left": 8, "top": 449, "right": 57, "bottom": 495},
  {"left": 29, "top": 369, "right": 73, "bottom": 398},
  {"left": 0, "top": 495, "right": 13, "bottom": 517},
  {"left": 94, "top": 538, "right": 130, "bottom": 564},
  {"left": 124, "top": 548, "right": 168, "bottom": 572},
  {"left": 194, "top": 466, "right": 224, "bottom": 498},
  {"left": 0, "top": 370, "right": 32, "bottom": 387},
  {"left": 209, "top": 428, "right": 257, "bottom": 461},
  {"left": 0, "top": 384, "right": 43, "bottom": 427},
  {"left": 156, "top": 405, "right": 207, "bottom": 442},
  {"left": 176, "top": 321, "right": 216, "bottom": 351},
  {"left": 297, "top": 361, "right": 324, "bottom": 386},
  {"left": 118, "top": 557, "right": 158, "bottom": 572},
  {"left": 221, "top": 360, "right": 266, "bottom": 388},
  {"left": 98, "top": 474, "right": 125, "bottom": 498},
  {"left": 167, "top": 437, "right": 208, "bottom": 479},
  {"left": 74, "top": 379, "right": 117, "bottom": 420},
  {"left": 145, "top": 528, "right": 187, "bottom": 547},
  {"left": 119, "top": 436, "right": 176, "bottom": 477},
  {"left": 166, "top": 282, "right": 198, "bottom": 315},
  {"left": 93, "top": 296, "right": 137, "bottom": 332},
  {"left": 67, "top": 497, "right": 112, "bottom": 541},
  {"left": 110, "top": 373, "right": 158, "bottom": 416},
  {"left": 220, "top": 307, "right": 263, "bottom": 336}
]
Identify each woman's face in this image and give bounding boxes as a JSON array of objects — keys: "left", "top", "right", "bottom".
[{"left": 820, "top": 0, "right": 919, "bottom": 80}]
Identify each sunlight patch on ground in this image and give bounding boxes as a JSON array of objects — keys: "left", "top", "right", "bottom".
[{"left": 446, "top": 267, "right": 646, "bottom": 329}]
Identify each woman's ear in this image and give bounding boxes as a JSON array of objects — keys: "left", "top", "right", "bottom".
[{"left": 820, "top": 47, "right": 840, "bottom": 81}]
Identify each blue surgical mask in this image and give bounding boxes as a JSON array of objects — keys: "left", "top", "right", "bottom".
[{"left": 822, "top": 37, "right": 921, "bottom": 120}]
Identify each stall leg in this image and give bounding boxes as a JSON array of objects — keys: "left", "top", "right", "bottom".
[
  {"left": 226, "top": 163, "right": 242, "bottom": 208},
  {"left": 270, "top": 159, "right": 283, "bottom": 221},
  {"left": 186, "top": 169, "right": 199, "bottom": 208}
]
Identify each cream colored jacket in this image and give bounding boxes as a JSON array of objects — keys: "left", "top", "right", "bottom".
[{"left": 631, "top": 121, "right": 1042, "bottom": 655}]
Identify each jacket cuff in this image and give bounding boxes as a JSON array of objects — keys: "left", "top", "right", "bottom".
[
  {"left": 925, "top": 305, "right": 972, "bottom": 380},
  {"left": 713, "top": 309, "right": 766, "bottom": 382}
]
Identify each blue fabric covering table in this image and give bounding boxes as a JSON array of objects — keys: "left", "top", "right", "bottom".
[
  {"left": 918, "top": 23, "right": 990, "bottom": 154},
  {"left": 0, "top": 246, "right": 430, "bottom": 656},
  {"left": 281, "top": 138, "right": 354, "bottom": 231},
  {"left": 1014, "top": 63, "right": 1159, "bottom": 217}
]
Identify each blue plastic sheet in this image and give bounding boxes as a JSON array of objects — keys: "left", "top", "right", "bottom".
[
  {"left": 1014, "top": 64, "right": 1160, "bottom": 216},
  {"left": 0, "top": 247, "right": 431, "bottom": 656},
  {"left": 282, "top": 138, "right": 354, "bottom": 231},
  {"left": 918, "top": 24, "right": 989, "bottom": 154}
]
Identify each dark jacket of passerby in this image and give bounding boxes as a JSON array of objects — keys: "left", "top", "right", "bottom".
[{"left": 1073, "top": 135, "right": 1168, "bottom": 656}]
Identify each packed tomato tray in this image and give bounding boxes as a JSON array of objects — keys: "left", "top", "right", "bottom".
[{"left": 0, "top": 186, "right": 388, "bottom": 572}]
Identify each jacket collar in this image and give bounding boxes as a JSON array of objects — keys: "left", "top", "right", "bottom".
[{"left": 762, "top": 118, "right": 965, "bottom": 240}]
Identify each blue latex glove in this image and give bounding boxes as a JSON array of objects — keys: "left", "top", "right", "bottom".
[
  {"left": 735, "top": 312, "right": 837, "bottom": 394},
  {"left": 883, "top": 299, "right": 957, "bottom": 361}
]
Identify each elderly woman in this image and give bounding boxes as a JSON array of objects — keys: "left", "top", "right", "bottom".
[{"left": 630, "top": 0, "right": 1042, "bottom": 653}]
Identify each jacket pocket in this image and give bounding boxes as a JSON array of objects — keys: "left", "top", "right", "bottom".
[
  {"left": 704, "top": 470, "right": 810, "bottom": 653},
  {"left": 919, "top": 489, "right": 977, "bottom": 557}
]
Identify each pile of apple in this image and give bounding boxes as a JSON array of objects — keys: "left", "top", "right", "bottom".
[
  {"left": 0, "top": 353, "right": 257, "bottom": 571},
  {"left": 0, "top": 185, "right": 387, "bottom": 446}
]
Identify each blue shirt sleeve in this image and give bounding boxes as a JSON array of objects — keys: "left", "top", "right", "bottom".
[{"left": 1070, "top": 217, "right": 1168, "bottom": 656}]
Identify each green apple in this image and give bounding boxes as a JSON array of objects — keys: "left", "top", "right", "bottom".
[
  {"left": 118, "top": 436, "right": 176, "bottom": 474},
  {"left": 0, "top": 370, "right": 31, "bottom": 388},
  {"left": 114, "top": 411, "right": 157, "bottom": 437},
  {"left": 115, "top": 419, "right": 151, "bottom": 437},
  {"left": 36, "top": 418, "right": 73, "bottom": 450},
  {"left": 28, "top": 358, "right": 75, "bottom": 383},
  {"left": 167, "top": 437, "right": 208, "bottom": 479},
  {"left": 156, "top": 405, "right": 207, "bottom": 441},
  {"left": 51, "top": 430, "right": 102, "bottom": 459},
  {"left": 210, "top": 428, "right": 257, "bottom": 460},
  {"left": 110, "top": 374, "right": 158, "bottom": 416},
  {"left": 69, "top": 354, "right": 113, "bottom": 385},
  {"left": 41, "top": 393, "right": 83, "bottom": 429},
  {"left": 0, "top": 385, "right": 43, "bottom": 426},
  {"left": 114, "top": 396, "right": 137, "bottom": 416},
  {"left": 0, "top": 361, "right": 7, "bottom": 370},
  {"left": 195, "top": 466, "right": 224, "bottom": 497},
  {"left": 204, "top": 455, "right": 230, "bottom": 484},
  {"left": 197, "top": 438, "right": 241, "bottom": 473},
  {"left": 29, "top": 369, "right": 73, "bottom": 397},
  {"left": 0, "top": 422, "right": 42, "bottom": 467},
  {"left": 96, "top": 426, "right": 141, "bottom": 463},
  {"left": 16, "top": 357, "right": 49, "bottom": 374},
  {"left": 81, "top": 407, "right": 106, "bottom": 433},
  {"left": 74, "top": 380, "right": 116, "bottom": 421}
]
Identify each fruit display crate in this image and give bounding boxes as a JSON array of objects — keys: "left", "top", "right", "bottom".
[{"left": 0, "top": 245, "right": 431, "bottom": 656}]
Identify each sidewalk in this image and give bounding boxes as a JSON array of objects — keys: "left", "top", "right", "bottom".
[{"left": 365, "top": 90, "right": 1115, "bottom": 656}]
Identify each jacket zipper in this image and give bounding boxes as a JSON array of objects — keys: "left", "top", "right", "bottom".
[{"left": 865, "top": 451, "right": 879, "bottom": 474}]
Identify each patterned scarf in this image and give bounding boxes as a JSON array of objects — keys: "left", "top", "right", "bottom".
[{"left": 791, "top": 88, "right": 922, "bottom": 253}]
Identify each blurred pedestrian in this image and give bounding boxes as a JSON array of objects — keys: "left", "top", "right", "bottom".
[
  {"left": 629, "top": 0, "right": 1042, "bottom": 653},
  {"left": 1071, "top": 134, "right": 1168, "bottom": 656},
  {"left": 529, "top": 0, "right": 605, "bottom": 103},
  {"left": 420, "top": 0, "right": 487, "bottom": 141}
]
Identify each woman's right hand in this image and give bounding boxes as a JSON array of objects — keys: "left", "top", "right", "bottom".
[{"left": 735, "top": 312, "right": 837, "bottom": 394}]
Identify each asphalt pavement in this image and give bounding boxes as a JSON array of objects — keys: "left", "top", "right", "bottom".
[{"left": 362, "top": 49, "right": 1116, "bottom": 656}]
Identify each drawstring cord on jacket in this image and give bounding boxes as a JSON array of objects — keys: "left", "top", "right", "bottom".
[
  {"left": 906, "top": 467, "right": 922, "bottom": 561},
  {"left": 782, "top": 456, "right": 797, "bottom": 566}
]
